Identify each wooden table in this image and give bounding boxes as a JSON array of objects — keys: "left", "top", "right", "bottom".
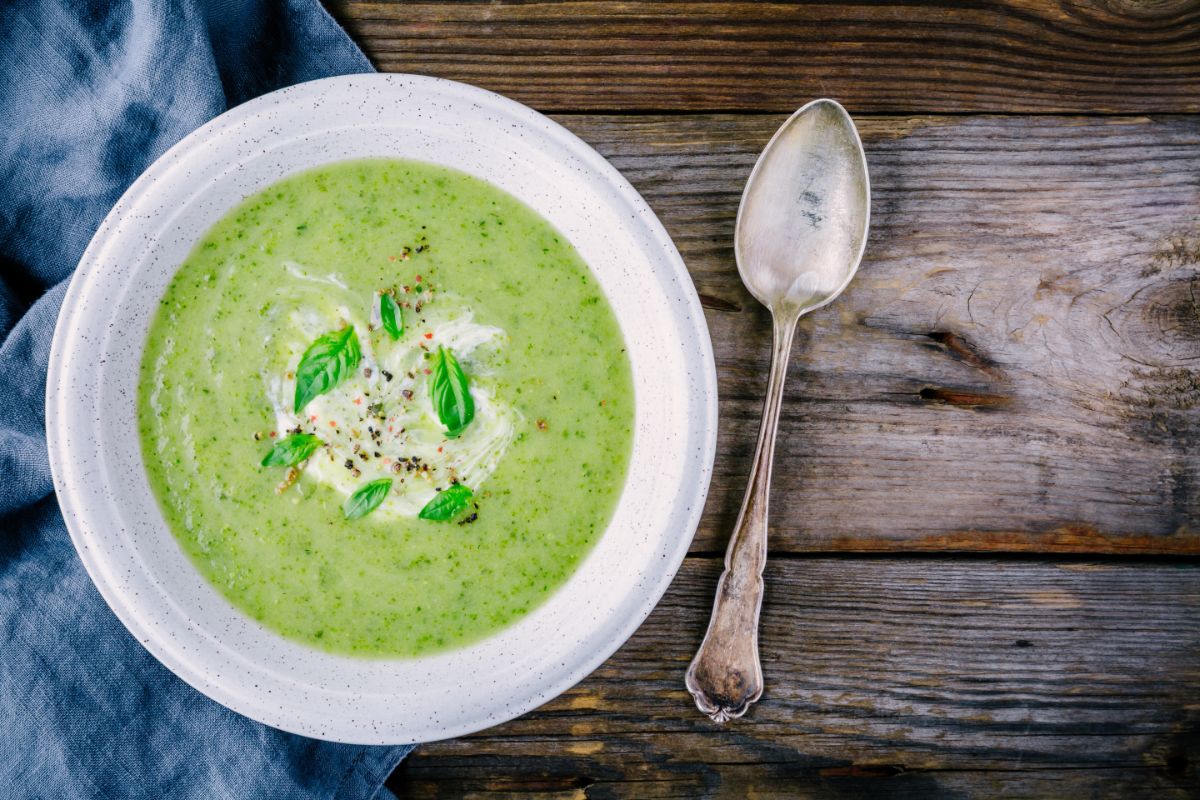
[{"left": 325, "top": 2, "right": 1200, "bottom": 796}]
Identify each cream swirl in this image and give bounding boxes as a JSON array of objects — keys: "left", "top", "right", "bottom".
[{"left": 259, "top": 263, "right": 518, "bottom": 516}]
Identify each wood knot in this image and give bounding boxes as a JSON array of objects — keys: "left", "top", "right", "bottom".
[
  {"left": 918, "top": 386, "right": 1011, "bottom": 409},
  {"left": 1146, "top": 277, "right": 1200, "bottom": 352},
  {"left": 924, "top": 330, "right": 1005, "bottom": 380}
]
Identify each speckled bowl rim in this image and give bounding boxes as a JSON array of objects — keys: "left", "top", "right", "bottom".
[{"left": 46, "top": 74, "right": 717, "bottom": 744}]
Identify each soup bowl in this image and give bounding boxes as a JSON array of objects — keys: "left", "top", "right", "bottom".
[{"left": 46, "top": 74, "right": 716, "bottom": 744}]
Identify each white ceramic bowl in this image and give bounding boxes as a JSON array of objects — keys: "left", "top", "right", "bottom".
[{"left": 46, "top": 74, "right": 717, "bottom": 744}]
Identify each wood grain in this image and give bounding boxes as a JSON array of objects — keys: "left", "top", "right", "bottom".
[
  {"left": 330, "top": 4, "right": 1200, "bottom": 794},
  {"left": 326, "top": 0, "right": 1200, "bottom": 113},
  {"left": 388, "top": 556, "right": 1200, "bottom": 798},
  {"left": 539, "top": 113, "right": 1200, "bottom": 555}
]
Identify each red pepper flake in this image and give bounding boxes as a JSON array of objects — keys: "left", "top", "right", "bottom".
[
  {"left": 437, "top": 446, "right": 443, "bottom": 453},
  {"left": 353, "top": 397, "right": 363, "bottom": 406},
  {"left": 423, "top": 332, "right": 433, "bottom": 340},
  {"left": 309, "top": 414, "right": 318, "bottom": 422},
  {"left": 415, "top": 275, "right": 422, "bottom": 282},
  {"left": 269, "top": 431, "right": 277, "bottom": 438},
  {"left": 388, "top": 255, "right": 396, "bottom": 262},
  {"left": 329, "top": 420, "right": 338, "bottom": 427},
  {"left": 423, "top": 368, "right": 431, "bottom": 375}
]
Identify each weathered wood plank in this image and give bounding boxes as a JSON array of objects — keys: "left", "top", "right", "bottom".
[
  {"left": 326, "top": 1, "right": 1200, "bottom": 113},
  {"left": 544, "top": 114, "right": 1200, "bottom": 554},
  {"left": 388, "top": 557, "right": 1200, "bottom": 798}
]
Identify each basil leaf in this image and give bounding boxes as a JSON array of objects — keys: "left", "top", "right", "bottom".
[
  {"left": 380, "top": 292, "right": 404, "bottom": 340},
  {"left": 294, "top": 325, "right": 362, "bottom": 413},
  {"left": 260, "top": 433, "right": 323, "bottom": 467},
  {"left": 418, "top": 484, "right": 474, "bottom": 521},
  {"left": 343, "top": 477, "right": 392, "bottom": 520},
  {"left": 429, "top": 345, "right": 474, "bottom": 438}
]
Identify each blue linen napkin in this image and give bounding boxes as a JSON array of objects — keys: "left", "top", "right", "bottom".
[{"left": 0, "top": 1, "right": 414, "bottom": 796}]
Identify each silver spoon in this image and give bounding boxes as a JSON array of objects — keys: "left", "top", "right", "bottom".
[{"left": 685, "top": 99, "right": 871, "bottom": 722}]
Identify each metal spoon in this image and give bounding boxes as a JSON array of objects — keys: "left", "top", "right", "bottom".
[{"left": 685, "top": 99, "right": 871, "bottom": 722}]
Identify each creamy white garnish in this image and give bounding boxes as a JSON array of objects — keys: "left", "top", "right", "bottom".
[{"left": 260, "top": 264, "right": 519, "bottom": 516}]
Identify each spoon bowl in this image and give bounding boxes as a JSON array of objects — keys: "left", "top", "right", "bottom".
[
  {"left": 735, "top": 99, "right": 871, "bottom": 316},
  {"left": 685, "top": 98, "right": 870, "bottom": 722}
]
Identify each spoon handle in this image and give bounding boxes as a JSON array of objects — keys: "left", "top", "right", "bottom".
[{"left": 685, "top": 311, "right": 797, "bottom": 722}]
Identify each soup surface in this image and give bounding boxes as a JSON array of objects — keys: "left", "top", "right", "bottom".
[{"left": 138, "top": 158, "right": 633, "bottom": 657}]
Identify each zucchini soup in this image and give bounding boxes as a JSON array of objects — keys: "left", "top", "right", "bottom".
[{"left": 138, "top": 159, "right": 633, "bottom": 657}]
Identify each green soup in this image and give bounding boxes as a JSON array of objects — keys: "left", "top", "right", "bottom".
[{"left": 138, "top": 158, "right": 633, "bottom": 657}]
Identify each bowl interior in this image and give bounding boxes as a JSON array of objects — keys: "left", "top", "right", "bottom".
[{"left": 47, "top": 74, "right": 716, "bottom": 744}]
